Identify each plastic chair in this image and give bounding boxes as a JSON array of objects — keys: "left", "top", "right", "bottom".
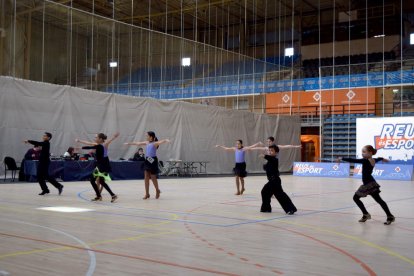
[{"left": 4, "top": 157, "right": 20, "bottom": 182}]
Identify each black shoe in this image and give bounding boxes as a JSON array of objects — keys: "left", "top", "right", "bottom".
[
  {"left": 58, "top": 186, "right": 64, "bottom": 195},
  {"left": 359, "top": 214, "right": 371, "bottom": 222},
  {"left": 260, "top": 209, "right": 272, "bottom": 213},
  {"left": 384, "top": 215, "right": 395, "bottom": 225},
  {"left": 38, "top": 191, "right": 50, "bottom": 195},
  {"left": 287, "top": 210, "right": 296, "bottom": 215},
  {"left": 91, "top": 196, "right": 102, "bottom": 202}
]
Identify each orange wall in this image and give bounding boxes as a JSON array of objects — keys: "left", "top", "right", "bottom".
[{"left": 266, "top": 88, "right": 376, "bottom": 115}]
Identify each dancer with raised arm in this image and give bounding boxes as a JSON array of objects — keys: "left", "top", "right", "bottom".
[
  {"left": 338, "top": 145, "right": 395, "bottom": 225},
  {"left": 76, "top": 133, "right": 119, "bottom": 202},
  {"left": 215, "top": 140, "right": 262, "bottom": 195},
  {"left": 124, "top": 131, "right": 170, "bottom": 199},
  {"left": 260, "top": 145, "right": 297, "bottom": 214},
  {"left": 24, "top": 132, "right": 64, "bottom": 196},
  {"left": 251, "top": 136, "right": 301, "bottom": 154}
]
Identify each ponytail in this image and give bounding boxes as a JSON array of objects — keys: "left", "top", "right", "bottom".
[{"left": 364, "top": 145, "right": 377, "bottom": 155}]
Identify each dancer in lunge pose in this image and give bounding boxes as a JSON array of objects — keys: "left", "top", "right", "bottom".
[
  {"left": 260, "top": 145, "right": 297, "bottom": 214},
  {"left": 338, "top": 145, "right": 395, "bottom": 225}
]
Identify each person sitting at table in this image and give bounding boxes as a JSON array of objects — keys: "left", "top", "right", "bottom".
[
  {"left": 19, "top": 146, "right": 41, "bottom": 181},
  {"left": 132, "top": 148, "right": 145, "bottom": 161},
  {"left": 63, "top": 147, "right": 79, "bottom": 160},
  {"left": 25, "top": 146, "right": 41, "bottom": 160}
]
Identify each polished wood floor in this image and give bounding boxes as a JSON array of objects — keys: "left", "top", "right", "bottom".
[{"left": 0, "top": 175, "right": 413, "bottom": 275}]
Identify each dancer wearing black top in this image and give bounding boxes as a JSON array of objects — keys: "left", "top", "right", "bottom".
[
  {"left": 77, "top": 133, "right": 118, "bottom": 203},
  {"left": 260, "top": 145, "right": 297, "bottom": 214},
  {"left": 24, "top": 132, "right": 63, "bottom": 195},
  {"left": 338, "top": 145, "right": 395, "bottom": 225}
]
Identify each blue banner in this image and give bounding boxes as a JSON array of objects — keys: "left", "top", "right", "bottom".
[
  {"left": 353, "top": 164, "right": 413, "bottom": 181},
  {"left": 112, "top": 70, "right": 414, "bottom": 99},
  {"left": 293, "top": 162, "right": 350, "bottom": 178}
]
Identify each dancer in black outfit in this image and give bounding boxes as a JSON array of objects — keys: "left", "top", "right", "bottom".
[
  {"left": 77, "top": 133, "right": 118, "bottom": 203},
  {"left": 338, "top": 145, "right": 395, "bottom": 225},
  {"left": 260, "top": 145, "right": 297, "bottom": 214},
  {"left": 24, "top": 132, "right": 63, "bottom": 195}
]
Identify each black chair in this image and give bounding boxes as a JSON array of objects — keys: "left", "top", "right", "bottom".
[{"left": 4, "top": 157, "right": 20, "bottom": 182}]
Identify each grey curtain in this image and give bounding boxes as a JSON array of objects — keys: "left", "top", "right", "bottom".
[{"left": 0, "top": 76, "right": 301, "bottom": 175}]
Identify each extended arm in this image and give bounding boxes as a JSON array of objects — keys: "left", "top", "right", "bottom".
[
  {"left": 339, "top": 157, "right": 365, "bottom": 164},
  {"left": 75, "top": 139, "right": 96, "bottom": 146},
  {"left": 278, "top": 144, "right": 301, "bottom": 148},
  {"left": 153, "top": 139, "right": 171, "bottom": 147},
  {"left": 375, "top": 157, "right": 388, "bottom": 163},
  {"left": 215, "top": 145, "right": 235, "bottom": 152},
  {"left": 243, "top": 142, "right": 264, "bottom": 151},
  {"left": 124, "top": 141, "right": 147, "bottom": 146},
  {"left": 25, "top": 140, "right": 43, "bottom": 147},
  {"left": 81, "top": 145, "right": 98, "bottom": 150},
  {"left": 104, "top": 132, "right": 120, "bottom": 147}
]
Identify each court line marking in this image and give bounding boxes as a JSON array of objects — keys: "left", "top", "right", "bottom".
[
  {"left": 0, "top": 230, "right": 178, "bottom": 260},
  {"left": 259, "top": 223, "right": 376, "bottom": 276},
  {"left": 224, "top": 196, "right": 414, "bottom": 227},
  {"left": 0, "top": 219, "right": 96, "bottom": 276},
  {"left": 3, "top": 194, "right": 413, "bottom": 228},
  {"left": 0, "top": 232, "right": 239, "bottom": 276},
  {"left": 182, "top": 204, "right": 285, "bottom": 275},
  {"left": 76, "top": 189, "right": 251, "bottom": 221},
  {"left": 275, "top": 219, "right": 414, "bottom": 267},
  {"left": 0, "top": 205, "right": 178, "bottom": 231}
]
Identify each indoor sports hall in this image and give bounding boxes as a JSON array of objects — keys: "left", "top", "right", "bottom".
[{"left": 1, "top": 1, "right": 413, "bottom": 275}]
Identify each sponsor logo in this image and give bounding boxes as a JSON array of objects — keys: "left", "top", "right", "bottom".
[
  {"left": 374, "top": 123, "right": 414, "bottom": 150},
  {"left": 313, "top": 92, "right": 321, "bottom": 101},
  {"left": 294, "top": 163, "right": 323, "bottom": 174},
  {"left": 346, "top": 90, "right": 356, "bottom": 100},
  {"left": 282, "top": 94, "right": 290, "bottom": 103}
]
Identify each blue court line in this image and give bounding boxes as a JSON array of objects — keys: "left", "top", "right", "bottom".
[
  {"left": 91, "top": 210, "right": 228, "bottom": 227},
  {"left": 2, "top": 192, "right": 414, "bottom": 228},
  {"left": 0, "top": 197, "right": 230, "bottom": 227},
  {"left": 223, "top": 195, "right": 414, "bottom": 227},
  {"left": 77, "top": 189, "right": 252, "bottom": 222}
]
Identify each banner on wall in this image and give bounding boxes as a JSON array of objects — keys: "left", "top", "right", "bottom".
[
  {"left": 356, "top": 117, "right": 414, "bottom": 163},
  {"left": 353, "top": 164, "right": 413, "bottom": 181},
  {"left": 293, "top": 162, "right": 350, "bottom": 178}
]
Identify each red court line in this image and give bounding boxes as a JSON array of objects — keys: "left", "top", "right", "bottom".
[
  {"left": 260, "top": 224, "right": 376, "bottom": 276},
  {"left": 184, "top": 205, "right": 284, "bottom": 275},
  {"left": 0, "top": 232, "right": 239, "bottom": 276}
]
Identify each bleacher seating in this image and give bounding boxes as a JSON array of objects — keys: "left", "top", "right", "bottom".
[
  {"left": 323, "top": 113, "right": 374, "bottom": 159},
  {"left": 303, "top": 52, "right": 396, "bottom": 78}
]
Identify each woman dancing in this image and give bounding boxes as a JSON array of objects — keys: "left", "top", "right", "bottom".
[
  {"left": 215, "top": 140, "right": 262, "bottom": 195},
  {"left": 124, "top": 131, "right": 170, "bottom": 199},
  {"left": 76, "top": 133, "right": 119, "bottom": 202}
]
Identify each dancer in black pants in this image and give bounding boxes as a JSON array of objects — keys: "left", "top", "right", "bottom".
[
  {"left": 338, "top": 145, "right": 395, "bottom": 225},
  {"left": 77, "top": 133, "right": 118, "bottom": 203},
  {"left": 260, "top": 145, "right": 296, "bottom": 214},
  {"left": 24, "top": 132, "right": 63, "bottom": 195}
]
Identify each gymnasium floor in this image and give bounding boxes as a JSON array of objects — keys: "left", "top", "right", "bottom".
[{"left": 0, "top": 175, "right": 413, "bottom": 275}]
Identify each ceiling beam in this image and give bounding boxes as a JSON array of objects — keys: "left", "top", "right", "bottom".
[
  {"left": 17, "top": 0, "right": 72, "bottom": 16},
  {"left": 301, "top": 0, "right": 318, "bottom": 11}
]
